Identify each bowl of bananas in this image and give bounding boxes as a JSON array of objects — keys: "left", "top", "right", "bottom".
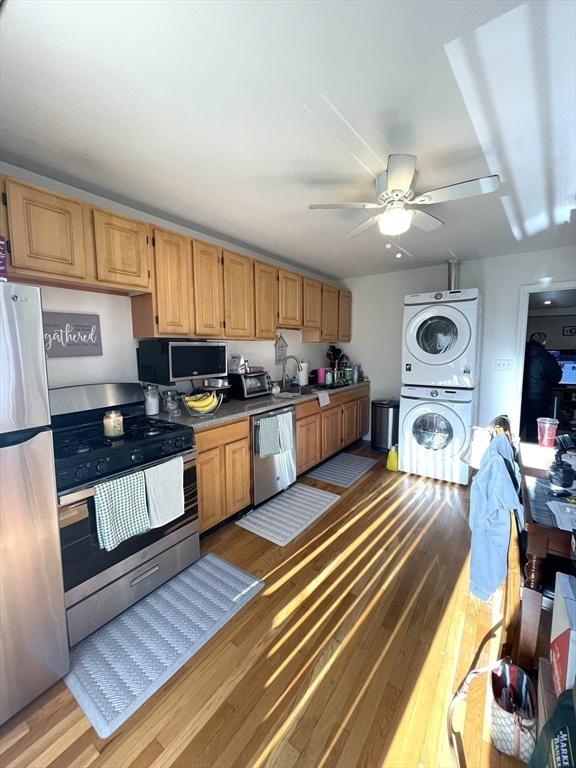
[{"left": 182, "top": 391, "right": 223, "bottom": 417}]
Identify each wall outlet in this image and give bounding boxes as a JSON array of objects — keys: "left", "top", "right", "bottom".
[{"left": 495, "top": 358, "right": 513, "bottom": 371}]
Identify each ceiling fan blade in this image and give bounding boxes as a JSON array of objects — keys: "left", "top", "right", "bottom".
[
  {"left": 345, "top": 214, "right": 382, "bottom": 238},
  {"left": 386, "top": 154, "right": 417, "bottom": 192},
  {"left": 309, "top": 202, "right": 383, "bottom": 210},
  {"left": 411, "top": 209, "right": 444, "bottom": 232},
  {"left": 413, "top": 174, "right": 500, "bottom": 205}
]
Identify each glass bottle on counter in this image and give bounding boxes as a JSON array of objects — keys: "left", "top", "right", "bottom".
[{"left": 143, "top": 383, "right": 160, "bottom": 416}]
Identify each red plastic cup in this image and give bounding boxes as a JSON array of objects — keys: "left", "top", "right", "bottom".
[{"left": 537, "top": 417, "right": 558, "bottom": 447}]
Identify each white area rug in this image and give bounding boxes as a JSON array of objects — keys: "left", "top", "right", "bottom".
[
  {"left": 306, "top": 453, "right": 377, "bottom": 488},
  {"left": 65, "top": 554, "right": 262, "bottom": 738},
  {"left": 236, "top": 483, "right": 340, "bottom": 546}
]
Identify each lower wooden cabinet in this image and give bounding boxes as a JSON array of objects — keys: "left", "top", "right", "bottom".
[
  {"left": 225, "top": 438, "right": 251, "bottom": 514},
  {"left": 358, "top": 396, "right": 370, "bottom": 438},
  {"left": 321, "top": 407, "right": 342, "bottom": 459},
  {"left": 197, "top": 447, "right": 225, "bottom": 533},
  {"left": 342, "top": 400, "right": 359, "bottom": 446},
  {"left": 196, "top": 420, "right": 251, "bottom": 533},
  {"left": 296, "top": 414, "right": 322, "bottom": 474}
]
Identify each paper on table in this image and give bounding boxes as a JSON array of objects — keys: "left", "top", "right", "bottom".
[
  {"left": 547, "top": 500, "right": 576, "bottom": 531},
  {"left": 317, "top": 391, "right": 331, "bottom": 408}
]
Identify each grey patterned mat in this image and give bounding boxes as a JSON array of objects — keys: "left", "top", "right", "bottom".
[
  {"left": 236, "top": 483, "right": 340, "bottom": 545},
  {"left": 306, "top": 453, "right": 377, "bottom": 488},
  {"left": 65, "top": 554, "right": 263, "bottom": 738}
]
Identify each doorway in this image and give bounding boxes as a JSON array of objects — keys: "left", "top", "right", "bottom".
[{"left": 516, "top": 285, "right": 576, "bottom": 441}]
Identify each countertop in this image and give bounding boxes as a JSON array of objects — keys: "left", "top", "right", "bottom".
[{"left": 157, "top": 381, "right": 371, "bottom": 432}]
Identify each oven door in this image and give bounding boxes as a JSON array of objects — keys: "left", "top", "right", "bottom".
[{"left": 59, "top": 452, "right": 198, "bottom": 599}]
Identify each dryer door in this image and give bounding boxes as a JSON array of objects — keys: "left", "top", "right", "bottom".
[
  {"left": 405, "top": 305, "right": 471, "bottom": 365},
  {"left": 402, "top": 402, "right": 467, "bottom": 459}
]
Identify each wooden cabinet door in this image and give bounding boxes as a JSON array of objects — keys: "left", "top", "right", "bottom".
[
  {"left": 197, "top": 447, "right": 225, "bottom": 532},
  {"left": 6, "top": 179, "right": 87, "bottom": 277},
  {"left": 223, "top": 251, "right": 254, "bottom": 338},
  {"left": 154, "top": 229, "right": 193, "bottom": 336},
  {"left": 296, "top": 414, "right": 322, "bottom": 474},
  {"left": 193, "top": 241, "right": 224, "bottom": 336},
  {"left": 357, "top": 396, "right": 370, "bottom": 439},
  {"left": 278, "top": 270, "right": 302, "bottom": 328},
  {"left": 342, "top": 400, "right": 359, "bottom": 446},
  {"left": 338, "top": 290, "right": 352, "bottom": 342},
  {"left": 302, "top": 278, "right": 322, "bottom": 329},
  {"left": 322, "top": 407, "right": 342, "bottom": 459},
  {"left": 225, "top": 438, "right": 251, "bottom": 514},
  {"left": 322, "top": 285, "right": 339, "bottom": 341},
  {"left": 93, "top": 209, "right": 149, "bottom": 289},
  {"left": 254, "top": 261, "right": 277, "bottom": 339}
]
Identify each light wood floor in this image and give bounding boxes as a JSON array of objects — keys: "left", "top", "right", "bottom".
[{"left": 0, "top": 446, "right": 521, "bottom": 768}]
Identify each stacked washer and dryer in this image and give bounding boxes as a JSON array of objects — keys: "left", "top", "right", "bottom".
[{"left": 398, "top": 288, "right": 482, "bottom": 485}]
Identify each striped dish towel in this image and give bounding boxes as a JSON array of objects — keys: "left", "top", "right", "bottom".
[
  {"left": 258, "top": 415, "right": 281, "bottom": 458},
  {"left": 94, "top": 472, "right": 150, "bottom": 551}
]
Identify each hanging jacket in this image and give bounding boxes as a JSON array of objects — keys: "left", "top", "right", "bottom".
[
  {"left": 523, "top": 341, "right": 563, "bottom": 400},
  {"left": 469, "top": 435, "right": 524, "bottom": 601}
]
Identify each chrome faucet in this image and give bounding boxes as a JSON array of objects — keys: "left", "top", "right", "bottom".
[{"left": 281, "top": 355, "right": 303, "bottom": 387}]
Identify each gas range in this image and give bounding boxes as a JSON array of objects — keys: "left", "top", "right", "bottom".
[
  {"left": 53, "top": 416, "right": 194, "bottom": 492},
  {"left": 50, "top": 385, "right": 195, "bottom": 493}
]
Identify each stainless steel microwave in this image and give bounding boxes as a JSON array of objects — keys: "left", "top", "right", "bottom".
[{"left": 137, "top": 340, "right": 227, "bottom": 384}]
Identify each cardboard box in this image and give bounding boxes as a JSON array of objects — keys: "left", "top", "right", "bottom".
[
  {"left": 550, "top": 572, "right": 576, "bottom": 695},
  {"left": 537, "top": 658, "right": 557, "bottom": 735}
]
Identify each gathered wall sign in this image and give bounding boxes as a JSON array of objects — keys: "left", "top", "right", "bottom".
[{"left": 43, "top": 312, "right": 103, "bottom": 357}]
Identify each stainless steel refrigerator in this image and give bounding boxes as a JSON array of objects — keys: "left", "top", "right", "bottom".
[{"left": 0, "top": 282, "right": 69, "bottom": 725}]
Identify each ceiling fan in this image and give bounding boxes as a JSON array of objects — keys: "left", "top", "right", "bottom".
[{"left": 309, "top": 154, "right": 500, "bottom": 238}]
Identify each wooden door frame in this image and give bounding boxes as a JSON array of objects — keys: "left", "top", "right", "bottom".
[{"left": 512, "top": 278, "right": 576, "bottom": 432}]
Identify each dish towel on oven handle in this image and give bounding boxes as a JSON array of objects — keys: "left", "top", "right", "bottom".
[
  {"left": 94, "top": 471, "right": 150, "bottom": 551},
  {"left": 144, "top": 456, "right": 184, "bottom": 528}
]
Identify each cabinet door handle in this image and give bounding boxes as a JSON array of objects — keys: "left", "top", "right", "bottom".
[{"left": 130, "top": 564, "right": 160, "bottom": 587}]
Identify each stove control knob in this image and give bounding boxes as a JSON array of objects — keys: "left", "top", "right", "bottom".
[
  {"left": 75, "top": 465, "right": 89, "bottom": 481},
  {"left": 161, "top": 441, "right": 172, "bottom": 454},
  {"left": 130, "top": 450, "right": 144, "bottom": 463},
  {"left": 174, "top": 437, "right": 184, "bottom": 450},
  {"left": 96, "top": 459, "right": 108, "bottom": 474}
]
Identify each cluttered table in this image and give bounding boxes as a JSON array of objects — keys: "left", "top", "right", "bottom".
[{"left": 518, "top": 442, "right": 575, "bottom": 668}]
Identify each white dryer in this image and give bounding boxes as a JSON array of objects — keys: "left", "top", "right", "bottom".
[
  {"left": 401, "top": 288, "right": 482, "bottom": 388},
  {"left": 398, "top": 385, "right": 477, "bottom": 485}
]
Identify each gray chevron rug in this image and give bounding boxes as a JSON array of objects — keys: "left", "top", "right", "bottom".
[
  {"left": 306, "top": 453, "right": 377, "bottom": 488},
  {"left": 65, "top": 554, "right": 262, "bottom": 738}
]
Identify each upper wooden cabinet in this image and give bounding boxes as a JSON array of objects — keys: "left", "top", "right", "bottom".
[
  {"left": 302, "top": 278, "right": 322, "bottom": 329},
  {"left": 193, "top": 241, "right": 224, "bottom": 336},
  {"left": 5, "top": 179, "right": 88, "bottom": 278},
  {"left": 338, "top": 290, "right": 352, "bottom": 342},
  {"left": 93, "top": 209, "right": 150, "bottom": 290},
  {"left": 223, "top": 251, "right": 254, "bottom": 338},
  {"left": 154, "top": 229, "right": 194, "bottom": 336},
  {"left": 254, "top": 261, "right": 277, "bottom": 339},
  {"left": 278, "top": 270, "right": 302, "bottom": 328},
  {"left": 322, "top": 285, "right": 339, "bottom": 341}
]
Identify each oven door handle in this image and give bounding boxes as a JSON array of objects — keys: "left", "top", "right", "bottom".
[{"left": 130, "top": 564, "right": 160, "bottom": 587}]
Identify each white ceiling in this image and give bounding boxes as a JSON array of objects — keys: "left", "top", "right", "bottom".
[{"left": 1, "top": 0, "right": 575, "bottom": 278}]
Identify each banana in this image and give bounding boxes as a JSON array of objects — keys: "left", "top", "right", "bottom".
[{"left": 185, "top": 392, "right": 218, "bottom": 413}]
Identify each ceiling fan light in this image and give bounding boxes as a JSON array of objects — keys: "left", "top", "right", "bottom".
[{"left": 378, "top": 203, "right": 414, "bottom": 235}]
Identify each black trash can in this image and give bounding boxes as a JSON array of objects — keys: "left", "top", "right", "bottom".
[{"left": 371, "top": 399, "right": 399, "bottom": 451}]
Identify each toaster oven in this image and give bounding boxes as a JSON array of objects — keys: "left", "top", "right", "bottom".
[{"left": 228, "top": 372, "right": 273, "bottom": 399}]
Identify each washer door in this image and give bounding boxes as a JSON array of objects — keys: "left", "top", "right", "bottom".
[
  {"left": 405, "top": 305, "right": 471, "bottom": 365},
  {"left": 402, "top": 402, "right": 466, "bottom": 458}
]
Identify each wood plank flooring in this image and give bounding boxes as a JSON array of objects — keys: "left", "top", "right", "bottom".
[{"left": 0, "top": 446, "right": 522, "bottom": 767}]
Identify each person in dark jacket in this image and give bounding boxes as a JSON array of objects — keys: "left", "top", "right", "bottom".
[{"left": 520, "top": 332, "right": 563, "bottom": 441}]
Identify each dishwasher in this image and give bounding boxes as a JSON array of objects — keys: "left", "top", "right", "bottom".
[{"left": 252, "top": 407, "right": 296, "bottom": 506}]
